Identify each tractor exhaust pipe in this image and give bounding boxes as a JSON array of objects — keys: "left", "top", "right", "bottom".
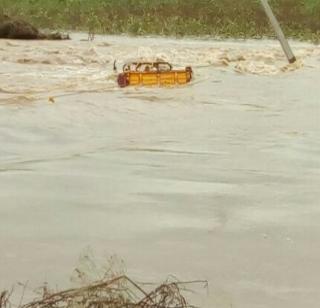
[{"left": 113, "top": 60, "right": 118, "bottom": 73}]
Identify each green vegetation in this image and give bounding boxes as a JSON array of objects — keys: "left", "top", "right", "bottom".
[{"left": 0, "top": 0, "right": 320, "bottom": 41}]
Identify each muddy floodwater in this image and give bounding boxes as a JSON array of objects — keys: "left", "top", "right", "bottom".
[{"left": 0, "top": 34, "right": 320, "bottom": 308}]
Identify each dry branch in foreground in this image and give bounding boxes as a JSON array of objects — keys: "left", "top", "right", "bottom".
[{"left": 1, "top": 276, "right": 206, "bottom": 308}]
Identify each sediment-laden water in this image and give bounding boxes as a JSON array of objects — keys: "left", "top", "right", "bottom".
[{"left": 0, "top": 34, "right": 320, "bottom": 308}]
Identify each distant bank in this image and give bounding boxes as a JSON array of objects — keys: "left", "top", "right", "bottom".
[{"left": 1, "top": 0, "right": 320, "bottom": 42}]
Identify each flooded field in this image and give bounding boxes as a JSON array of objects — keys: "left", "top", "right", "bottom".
[{"left": 0, "top": 34, "right": 320, "bottom": 308}]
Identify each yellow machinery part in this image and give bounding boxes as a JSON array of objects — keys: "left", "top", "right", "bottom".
[{"left": 128, "top": 71, "right": 191, "bottom": 86}]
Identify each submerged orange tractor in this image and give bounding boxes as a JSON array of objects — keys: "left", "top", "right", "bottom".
[{"left": 116, "top": 60, "right": 193, "bottom": 88}]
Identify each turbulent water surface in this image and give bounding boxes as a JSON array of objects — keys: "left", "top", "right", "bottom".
[{"left": 0, "top": 34, "right": 320, "bottom": 308}]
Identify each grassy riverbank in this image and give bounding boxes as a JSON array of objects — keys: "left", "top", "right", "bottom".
[{"left": 1, "top": 0, "right": 320, "bottom": 41}]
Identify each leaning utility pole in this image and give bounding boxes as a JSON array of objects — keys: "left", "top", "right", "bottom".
[{"left": 260, "top": 0, "right": 296, "bottom": 63}]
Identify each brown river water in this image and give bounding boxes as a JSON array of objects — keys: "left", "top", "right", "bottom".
[{"left": 0, "top": 34, "right": 320, "bottom": 308}]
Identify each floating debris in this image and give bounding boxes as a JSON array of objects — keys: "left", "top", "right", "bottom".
[
  {"left": 48, "top": 96, "right": 55, "bottom": 103},
  {"left": 1, "top": 276, "right": 207, "bottom": 308}
]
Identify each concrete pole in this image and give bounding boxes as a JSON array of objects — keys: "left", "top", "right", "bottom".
[{"left": 260, "top": 0, "right": 296, "bottom": 63}]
